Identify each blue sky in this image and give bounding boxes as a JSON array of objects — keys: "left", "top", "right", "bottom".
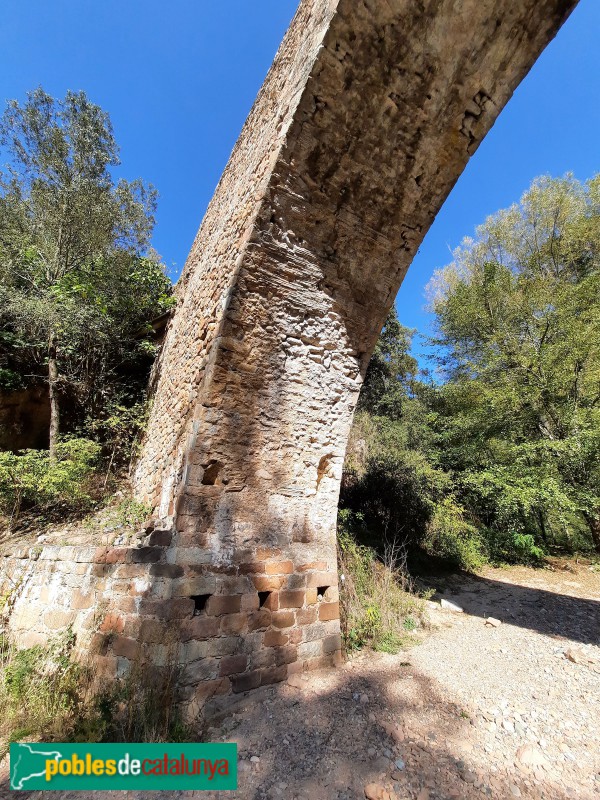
[{"left": 1, "top": 0, "right": 598, "bottom": 356}]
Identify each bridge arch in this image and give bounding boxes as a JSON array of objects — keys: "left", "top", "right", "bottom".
[{"left": 133, "top": 0, "right": 577, "bottom": 712}]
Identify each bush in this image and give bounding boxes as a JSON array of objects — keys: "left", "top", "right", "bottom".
[
  {"left": 0, "top": 632, "right": 191, "bottom": 752},
  {"left": 0, "top": 437, "right": 100, "bottom": 526},
  {"left": 0, "top": 631, "right": 84, "bottom": 753},
  {"left": 337, "top": 510, "right": 426, "bottom": 654},
  {"left": 423, "top": 497, "right": 485, "bottom": 571}
]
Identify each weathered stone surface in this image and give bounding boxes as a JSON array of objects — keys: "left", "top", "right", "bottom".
[{"left": 0, "top": 0, "right": 578, "bottom": 722}]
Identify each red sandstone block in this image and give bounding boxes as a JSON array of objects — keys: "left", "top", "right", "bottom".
[
  {"left": 318, "top": 602, "right": 340, "bottom": 622},
  {"left": 104, "top": 548, "right": 128, "bottom": 564},
  {"left": 111, "top": 636, "right": 139, "bottom": 660},
  {"left": 232, "top": 670, "right": 261, "bottom": 694},
  {"left": 296, "top": 607, "right": 318, "bottom": 625},
  {"left": 278, "top": 590, "right": 305, "bottom": 609},
  {"left": 297, "top": 561, "right": 328, "bottom": 572},
  {"left": 71, "top": 589, "right": 94, "bottom": 611},
  {"left": 260, "top": 665, "right": 288, "bottom": 686},
  {"left": 265, "top": 560, "right": 294, "bottom": 575},
  {"left": 139, "top": 598, "right": 194, "bottom": 620},
  {"left": 263, "top": 629, "right": 289, "bottom": 647},
  {"left": 220, "top": 613, "right": 247, "bottom": 635},
  {"left": 252, "top": 576, "right": 285, "bottom": 592},
  {"left": 306, "top": 571, "right": 338, "bottom": 588},
  {"left": 139, "top": 618, "right": 167, "bottom": 643},
  {"left": 275, "top": 646, "right": 298, "bottom": 666},
  {"left": 180, "top": 616, "right": 220, "bottom": 642},
  {"left": 247, "top": 609, "right": 272, "bottom": 632},
  {"left": 271, "top": 611, "right": 295, "bottom": 629},
  {"left": 206, "top": 595, "right": 242, "bottom": 616},
  {"left": 238, "top": 562, "right": 265, "bottom": 575},
  {"left": 91, "top": 563, "right": 111, "bottom": 577},
  {"left": 219, "top": 655, "right": 248, "bottom": 676},
  {"left": 305, "top": 588, "right": 318, "bottom": 606},
  {"left": 255, "top": 547, "right": 282, "bottom": 560},
  {"left": 241, "top": 593, "right": 260, "bottom": 612},
  {"left": 288, "top": 628, "right": 302, "bottom": 645},
  {"left": 99, "top": 613, "right": 125, "bottom": 635}
]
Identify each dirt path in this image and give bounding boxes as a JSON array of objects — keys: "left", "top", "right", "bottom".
[{"left": 2, "top": 562, "right": 599, "bottom": 800}]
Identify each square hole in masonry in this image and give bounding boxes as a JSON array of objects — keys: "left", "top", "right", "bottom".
[
  {"left": 317, "top": 587, "right": 330, "bottom": 599},
  {"left": 191, "top": 594, "right": 211, "bottom": 615},
  {"left": 258, "top": 591, "right": 272, "bottom": 608}
]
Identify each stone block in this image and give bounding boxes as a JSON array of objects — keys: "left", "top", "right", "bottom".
[
  {"left": 181, "top": 658, "right": 219, "bottom": 686},
  {"left": 247, "top": 609, "right": 272, "bottom": 631},
  {"left": 271, "top": 611, "right": 295, "bottom": 629},
  {"left": 219, "top": 654, "right": 248, "bottom": 676},
  {"left": 231, "top": 670, "right": 261, "bottom": 694},
  {"left": 260, "top": 665, "right": 288, "bottom": 686},
  {"left": 111, "top": 636, "right": 140, "bottom": 661},
  {"left": 206, "top": 594, "right": 242, "bottom": 616},
  {"left": 296, "top": 607, "right": 318, "bottom": 625},
  {"left": 252, "top": 576, "right": 285, "bottom": 592},
  {"left": 220, "top": 613, "right": 247, "bottom": 635},
  {"left": 278, "top": 590, "right": 305, "bottom": 609},
  {"left": 265, "top": 560, "right": 294, "bottom": 575},
  {"left": 139, "top": 597, "right": 194, "bottom": 620},
  {"left": 306, "top": 571, "right": 338, "bottom": 588},
  {"left": 149, "top": 563, "right": 184, "bottom": 578},
  {"left": 131, "top": 547, "right": 163, "bottom": 564},
  {"left": 263, "top": 629, "right": 289, "bottom": 647},
  {"left": 319, "top": 601, "right": 340, "bottom": 621},
  {"left": 180, "top": 615, "right": 220, "bottom": 642}
]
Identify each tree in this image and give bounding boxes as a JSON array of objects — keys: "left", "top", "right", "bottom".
[
  {"left": 0, "top": 88, "right": 173, "bottom": 456},
  {"left": 428, "top": 174, "right": 600, "bottom": 553}
]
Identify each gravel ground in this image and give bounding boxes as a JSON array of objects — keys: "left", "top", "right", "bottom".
[{"left": 2, "top": 561, "right": 599, "bottom": 800}]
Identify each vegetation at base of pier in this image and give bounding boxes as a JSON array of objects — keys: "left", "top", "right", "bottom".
[{"left": 0, "top": 631, "right": 191, "bottom": 754}]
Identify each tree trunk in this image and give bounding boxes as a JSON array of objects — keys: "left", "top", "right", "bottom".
[
  {"left": 583, "top": 512, "right": 600, "bottom": 554},
  {"left": 48, "top": 333, "right": 60, "bottom": 459}
]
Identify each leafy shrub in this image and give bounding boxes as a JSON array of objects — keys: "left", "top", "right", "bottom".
[
  {"left": 0, "top": 631, "right": 84, "bottom": 753},
  {"left": 337, "top": 510, "right": 426, "bottom": 653},
  {"left": 0, "top": 632, "right": 191, "bottom": 752},
  {"left": 424, "top": 497, "right": 485, "bottom": 571},
  {"left": 0, "top": 437, "right": 100, "bottom": 525}
]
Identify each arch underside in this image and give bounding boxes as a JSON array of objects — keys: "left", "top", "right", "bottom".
[{"left": 132, "top": 0, "right": 578, "bottom": 714}]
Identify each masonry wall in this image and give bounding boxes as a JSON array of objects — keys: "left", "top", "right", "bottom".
[
  {"left": 1, "top": 0, "right": 578, "bottom": 720},
  {"left": 130, "top": 0, "right": 577, "bottom": 710},
  {"left": 0, "top": 530, "right": 340, "bottom": 721}
]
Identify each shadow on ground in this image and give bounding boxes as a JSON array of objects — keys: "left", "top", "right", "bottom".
[
  {"left": 423, "top": 570, "right": 600, "bottom": 647},
  {"left": 1, "top": 653, "right": 591, "bottom": 800}
]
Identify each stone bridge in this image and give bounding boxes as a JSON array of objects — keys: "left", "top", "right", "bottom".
[{"left": 0, "top": 0, "right": 579, "bottom": 721}]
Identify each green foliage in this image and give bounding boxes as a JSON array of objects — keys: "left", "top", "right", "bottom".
[
  {"left": 0, "top": 437, "right": 100, "bottom": 524},
  {"left": 344, "top": 173, "right": 600, "bottom": 568},
  {"left": 337, "top": 511, "right": 425, "bottom": 653},
  {"left": 0, "top": 632, "right": 190, "bottom": 751},
  {"left": 428, "top": 174, "right": 600, "bottom": 555},
  {"left": 0, "top": 631, "right": 84, "bottom": 753},
  {"left": 0, "top": 87, "right": 173, "bottom": 450}
]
